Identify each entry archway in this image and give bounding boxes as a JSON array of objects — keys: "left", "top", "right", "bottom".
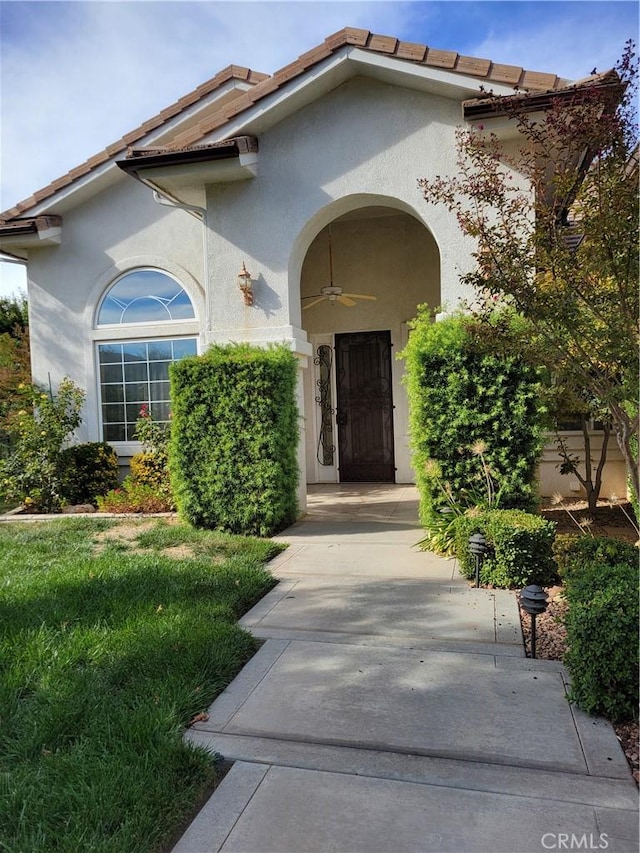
[{"left": 299, "top": 204, "right": 440, "bottom": 485}]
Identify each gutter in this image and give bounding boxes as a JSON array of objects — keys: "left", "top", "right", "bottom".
[
  {"left": 116, "top": 135, "right": 258, "bottom": 177},
  {"left": 463, "top": 73, "right": 623, "bottom": 121},
  {"left": 0, "top": 215, "right": 62, "bottom": 238}
]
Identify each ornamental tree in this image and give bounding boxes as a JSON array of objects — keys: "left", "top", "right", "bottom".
[{"left": 419, "top": 43, "right": 639, "bottom": 506}]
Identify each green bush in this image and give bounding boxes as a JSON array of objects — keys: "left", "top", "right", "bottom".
[
  {"left": 560, "top": 536, "right": 638, "bottom": 721},
  {"left": 401, "top": 307, "right": 546, "bottom": 526},
  {"left": 553, "top": 534, "right": 638, "bottom": 579},
  {"left": 125, "top": 405, "right": 175, "bottom": 508},
  {"left": 97, "top": 481, "right": 173, "bottom": 513},
  {"left": 129, "top": 452, "right": 174, "bottom": 506},
  {"left": 170, "top": 343, "right": 299, "bottom": 535},
  {"left": 455, "top": 509, "right": 557, "bottom": 588},
  {"left": 0, "top": 378, "right": 85, "bottom": 512},
  {"left": 59, "top": 442, "right": 119, "bottom": 505}
]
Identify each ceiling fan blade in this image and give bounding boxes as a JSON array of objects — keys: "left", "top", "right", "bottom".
[
  {"left": 341, "top": 293, "right": 377, "bottom": 301},
  {"left": 303, "top": 296, "right": 327, "bottom": 310},
  {"left": 337, "top": 295, "right": 357, "bottom": 307}
]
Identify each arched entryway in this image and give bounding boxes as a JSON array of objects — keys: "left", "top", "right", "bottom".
[{"left": 299, "top": 203, "right": 440, "bottom": 485}]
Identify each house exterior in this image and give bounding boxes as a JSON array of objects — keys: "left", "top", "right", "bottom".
[{"left": 0, "top": 28, "right": 627, "bottom": 509}]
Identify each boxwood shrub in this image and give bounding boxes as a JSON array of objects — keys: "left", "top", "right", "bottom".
[
  {"left": 169, "top": 343, "right": 299, "bottom": 536},
  {"left": 401, "top": 307, "right": 545, "bottom": 525},
  {"left": 558, "top": 536, "right": 638, "bottom": 722},
  {"left": 455, "top": 509, "right": 557, "bottom": 588},
  {"left": 58, "top": 442, "right": 119, "bottom": 505}
]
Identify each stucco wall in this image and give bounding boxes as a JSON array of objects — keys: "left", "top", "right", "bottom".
[
  {"left": 27, "top": 176, "right": 204, "bottom": 445},
  {"left": 538, "top": 431, "right": 628, "bottom": 499},
  {"left": 203, "top": 75, "right": 479, "bottom": 347}
]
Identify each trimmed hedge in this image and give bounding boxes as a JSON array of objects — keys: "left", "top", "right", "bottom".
[
  {"left": 169, "top": 344, "right": 299, "bottom": 536},
  {"left": 59, "top": 442, "right": 119, "bottom": 505},
  {"left": 455, "top": 509, "right": 557, "bottom": 588},
  {"left": 557, "top": 536, "right": 638, "bottom": 722},
  {"left": 401, "top": 307, "right": 545, "bottom": 525}
]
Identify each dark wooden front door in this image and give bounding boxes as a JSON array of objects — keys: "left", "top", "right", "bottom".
[{"left": 335, "top": 330, "right": 395, "bottom": 482}]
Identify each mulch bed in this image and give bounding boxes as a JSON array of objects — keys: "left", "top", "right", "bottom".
[
  {"left": 517, "top": 503, "right": 638, "bottom": 784},
  {"left": 539, "top": 498, "right": 638, "bottom": 541}
]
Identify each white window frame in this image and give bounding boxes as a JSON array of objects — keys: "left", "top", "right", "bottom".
[{"left": 92, "top": 267, "right": 201, "bottom": 453}]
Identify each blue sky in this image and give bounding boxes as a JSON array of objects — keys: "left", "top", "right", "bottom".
[{"left": 1, "top": 0, "right": 637, "bottom": 296}]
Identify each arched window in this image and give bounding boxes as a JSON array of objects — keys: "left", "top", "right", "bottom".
[
  {"left": 97, "top": 269, "right": 195, "bottom": 325},
  {"left": 96, "top": 269, "right": 198, "bottom": 442}
]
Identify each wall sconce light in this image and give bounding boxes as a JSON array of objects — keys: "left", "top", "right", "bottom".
[{"left": 237, "top": 262, "right": 254, "bottom": 306}]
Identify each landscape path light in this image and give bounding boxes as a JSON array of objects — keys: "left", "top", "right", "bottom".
[
  {"left": 520, "top": 584, "right": 549, "bottom": 659},
  {"left": 468, "top": 532, "right": 488, "bottom": 588}
]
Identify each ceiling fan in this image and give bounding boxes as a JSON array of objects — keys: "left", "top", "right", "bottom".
[{"left": 302, "top": 227, "right": 377, "bottom": 310}]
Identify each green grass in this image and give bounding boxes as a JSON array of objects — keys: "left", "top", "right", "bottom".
[{"left": 0, "top": 518, "right": 282, "bottom": 852}]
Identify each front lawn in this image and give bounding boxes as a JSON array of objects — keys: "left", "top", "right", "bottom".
[{"left": 0, "top": 518, "right": 281, "bottom": 852}]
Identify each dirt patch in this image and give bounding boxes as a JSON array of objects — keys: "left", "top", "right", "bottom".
[
  {"left": 93, "top": 520, "right": 163, "bottom": 554},
  {"left": 161, "top": 545, "right": 196, "bottom": 560},
  {"left": 93, "top": 519, "right": 198, "bottom": 560},
  {"left": 539, "top": 498, "right": 638, "bottom": 542}
]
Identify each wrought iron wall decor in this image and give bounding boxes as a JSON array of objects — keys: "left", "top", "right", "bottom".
[{"left": 314, "top": 344, "right": 335, "bottom": 466}]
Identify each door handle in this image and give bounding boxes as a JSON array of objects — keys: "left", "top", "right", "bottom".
[{"left": 336, "top": 410, "right": 347, "bottom": 426}]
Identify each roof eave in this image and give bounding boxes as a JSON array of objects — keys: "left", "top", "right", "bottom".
[
  {"left": 463, "top": 74, "right": 623, "bottom": 121},
  {"left": 0, "top": 216, "right": 63, "bottom": 251},
  {"left": 116, "top": 137, "right": 259, "bottom": 203}
]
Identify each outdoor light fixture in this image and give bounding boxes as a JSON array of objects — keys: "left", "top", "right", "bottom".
[
  {"left": 237, "top": 262, "right": 254, "bottom": 306},
  {"left": 520, "top": 584, "right": 549, "bottom": 659},
  {"left": 468, "top": 532, "right": 488, "bottom": 588}
]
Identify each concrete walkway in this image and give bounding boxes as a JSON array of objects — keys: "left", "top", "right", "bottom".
[{"left": 175, "top": 485, "right": 638, "bottom": 853}]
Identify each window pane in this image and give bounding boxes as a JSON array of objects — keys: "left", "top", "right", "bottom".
[
  {"left": 150, "top": 401, "right": 170, "bottom": 422},
  {"left": 150, "top": 381, "right": 170, "bottom": 402},
  {"left": 97, "top": 269, "right": 195, "bottom": 326},
  {"left": 126, "top": 404, "right": 145, "bottom": 424},
  {"left": 123, "top": 343, "right": 148, "bottom": 362},
  {"left": 172, "top": 339, "right": 197, "bottom": 359},
  {"left": 169, "top": 291, "right": 197, "bottom": 320},
  {"left": 105, "top": 423, "right": 126, "bottom": 442},
  {"left": 124, "top": 382, "right": 148, "bottom": 403},
  {"left": 124, "top": 362, "right": 148, "bottom": 383},
  {"left": 101, "top": 364, "right": 123, "bottom": 384},
  {"left": 103, "top": 384, "right": 124, "bottom": 404},
  {"left": 125, "top": 422, "right": 138, "bottom": 441},
  {"left": 103, "top": 403, "right": 125, "bottom": 422},
  {"left": 148, "top": 341, "right": 172, "bottom": 361},
  {"left": 99, "top": 345, "right": 122, "bottom": 364},
  {"left": 149, "top": 361, "right": 169, "bottom": 382}
]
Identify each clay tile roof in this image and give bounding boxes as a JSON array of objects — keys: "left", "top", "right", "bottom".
[
  {"left": 1, "top": 27, "right": 573, "bottom": 222},
  {"left": 166, "top": 28, "right": 569, "bottom": 150}
]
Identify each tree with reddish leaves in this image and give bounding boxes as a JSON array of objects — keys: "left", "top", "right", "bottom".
[{"left": 420, "top": 42, "right": 639, "bottom": 506}]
